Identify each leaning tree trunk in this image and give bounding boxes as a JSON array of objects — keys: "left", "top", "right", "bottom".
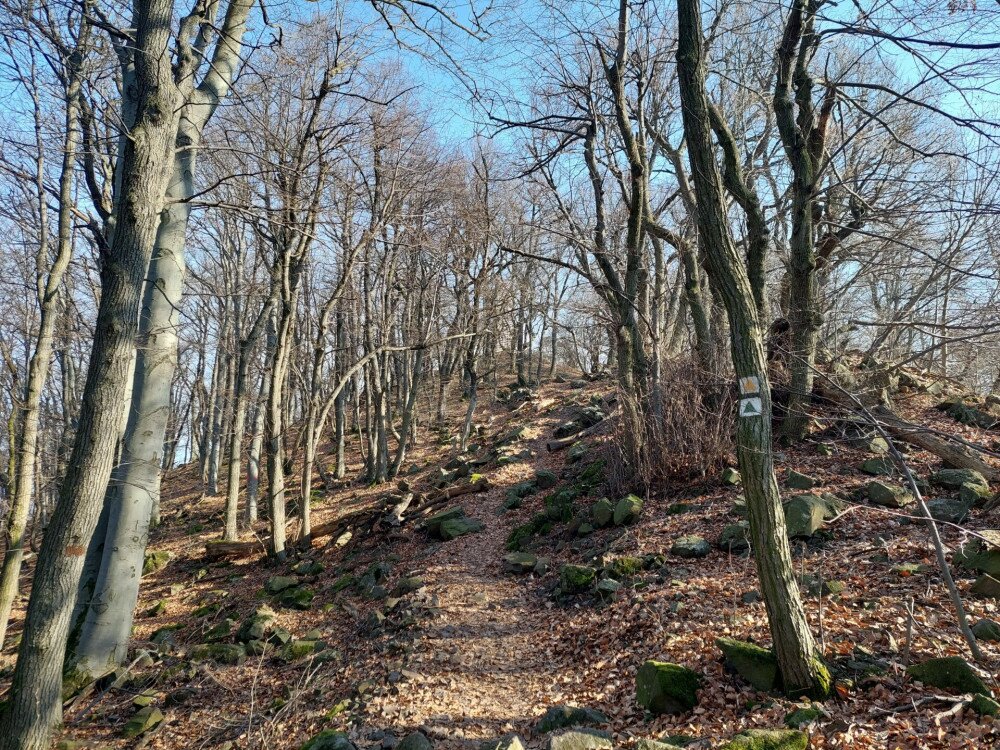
[
  {"left": 0, "top": 2, "right": 181, "bottom": 742},
  {"left": 675, "top": 0, "right": 829, "bottom": 699},
  {"left": 0, "top": 38, "right": 83, "bottom": 648}
]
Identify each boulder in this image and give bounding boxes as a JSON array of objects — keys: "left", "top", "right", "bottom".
[
  {"left": 797, "top": 574, "right": 846, "bottom": 598},
  {"left": 237, "top": 607, "right": 278, "bottom": 643},
  {"left": 123, "top": 706, "right": 164, "bottom": 739},
  {"left": 613, "top": 495, "right": 643, "bottom": 526},
  {"left": 567, "top": 442, "right": 588, "bottom": 463},
  {"left": 635, "top": 660, "right": 701, "bottom": 715},
  {"left": 595, "top": 579, "right": 623, "bottom": 601},
  {"left": 142, "top": 550, "right": 171, "bottom": 576},
  {"left": 926, "top": 498, "right": 971, "bottom": 525},
  {"left": 265, "top": 575, "right": 298, "bottom": 594},
  {"left": 670, "top": 535, "right": 710, "bottom": 559},
  {"left": 860, "top": 457, "right": 894, "bottom": 476},
  {"left": 606, "top": 556, "right": 644, "bottom": 579},
  {"left": 866, "top": 481, "right": 913, "bottom": 509},
  {"left": 591, "top": 499, "right": 614, "bottom": 528},
  {"left": 391, "top": 576, "right": 425, "bottom": 596},
  {"left": 953, "top": 530, "right": 1000, "bottom": 575},
  {"left": 396, "top": 732, "right": 433, "bottom": 750},
  {"left": 301, "top": 730, "right": 358, "bottom": 750},
  {"left": 439, "top": 517, "right": 484, "bottom": 541},
  {"left": 189, "top": 643, "right": 246, "bottom": 665},
  {"left": 970, "top": 574, "right": 1000, "bottom": 598},
  {"left": 504, "top": 552, "right": 538, "bottom": 574},
  {"left": 717, "top": 522, "right": 750, "bottom": 554},
  {"left": 972, "top": 619, "right": 1000, "bottom": 642},
  {"left": 536, "top": 470, "right": 559, "bottom": 489},
  {"left": 560, "top": 564, "right": 597, "bottom": 594},
  {"left": 720, "top": 729, "right": 807, "bottom": 750},
  {"left": 907, "top": 656, "right": 990, "bottom": 696},
  {"left": 276, "top": 586, "right": 314, "bottom": 610},
  {"left": 782, "top": 495, "right": 826, "bottom": 538},
  {"left": 534, "top": 705, "right": 608, "bottom": 733},
  {"left": 294, "top": 560, "right": 325, "bottom": 576},
  {"left": 548, "top": 730, "right": 612, "bottom": 750},
  {"left": 785, "top": 470, "right": 817, "bottom": 490},
  {"left": 784, "top": 705, "right": 823, "bottom": 728},
  {"left": 716, "top": 637, "right": 777, "bottom": 691},
  {"left": 722, "top": 467, "right": 742, "bottom": 487},
  {"left": 424, "top": 506, "right": 465, "bottom": 537},
  {"left": 930, "top": 469, "right": 990, "bottom": 504},
  {"left": 971, "top": 694, "right": 1000, "bottom": 717}
]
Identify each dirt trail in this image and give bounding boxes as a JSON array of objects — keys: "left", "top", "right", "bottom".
[{"left": 361, "top": 413, "right": 572, "bottom": 746}]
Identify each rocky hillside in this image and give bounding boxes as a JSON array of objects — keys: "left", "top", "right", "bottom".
[{"left": 5, "top": 375, "right": 1000, "bottom": 750}]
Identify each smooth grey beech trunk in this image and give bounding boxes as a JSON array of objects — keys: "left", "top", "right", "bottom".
[
  {"left": 69, "top": 0, "right": 253, "bottom": 681},
  {"left": 0, "top": 1, "right": 181, "bottom": 744}
]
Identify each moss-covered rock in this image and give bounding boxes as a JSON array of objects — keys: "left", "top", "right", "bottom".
[
  {"left": 536, "top": 469, "right": 559, "bottom": 489},
  {"left": 301, "top": 730, "right": 358, "bottom": 750},
  {"left": 717, "top": 637, "right": 778, "bottom": 691},
  {"left": 276, "top": 586, "right": 314, "bottom": 610},
  {"left": 635, "top": 660, "right": 701, "bottom": 715},
  {"left": 717, "top": 522, "right": 751, "bottom": 554},
  {"left": 439, "top": 517, "right": 484, "bottom": 540},
  {"left": 907, "top": 656, "right": 990, "bottom": 696},
  {"left": 971, "top": 619, "right": 1000, "bottom": 642},
  {"left": 265, "top": 575, "right": 298, "bottom": 594},
  {"left": 782, "top": 495, "right": 826, "bottom": 538},
  {"left": 720, "top": 729, "right": 807, "bottom": 750},
  {"left": 613, "top": 494, "right": 643, "bottom": 526},
  {"left": 784, "top": 705, "right": 823, "bottom": 728},
  {"left": 142, "top": 550, "right": 171, "bottom": 576},
  {"left": 396, "top": 732, "right": 433, "bottom": 750},
  {"left": 560, "top": 564, "right": 597, "bottom": 593},
  {"left": 595, "top": 579, "right": 622, "bottom": 601},
  {"left": 280, "top": 639, "right": 320, "bottom": 661},
  {"left": 926, "top": 498, "right": 971, "bottom": 525},
  {"left": 971, "top": 573, "right": 1000, "bottom": 598},
  {"left": 236, "top": 606, "right": 277, "bottom": 643},
  {"left": 123, "top": 706, "right": 164, "bottom": 739},
  {"left": 391, "top": 576, "right": 425, "bottom": 596},
  {"left": 859, "top": 457, "right": 894, "bottom": 476},
  {"left": 722, "top": 467, "right": 742, "bottom": 486},
  {"left": 548, "top": 729, "right": 612, "bottom": 750},
  {"left": 567, "top": 441, "right": 588, "bottom": 463},
  {"left": 670, "top": 535, "right": 710, "bottom": 559},
  {"left": 424, "top": 506, "right": 465, "bottom": 536},
  {"left": 970, "top": 693, "right": 1000, "bottom": 717},
  {"left": 533, "top": 705, "right": 608, "bottom": 733},
  {"left": 930, "top": 468, "right": 989, "bottom": 498},
  {"left": 504, "top": 552, "right": 538, "bottom": 574},
  {"left": 607, "top": 556, "right": 644, "bottom": 579},
  {"left": 953, "top": 530, "right": 1000, "bottom": 576},
  {"left": 294, "top": 559, "right": 325, "bottom": 576},
  {"left": 785, "top": 470, "right": 817, "bottom": 490},
  {"left": 866, "top": 481, "right": 913, "bottom": 508},
  {"left": 189, "top": 642, "right": 246, "bottom": 665},
  {"left": 591, "top": 498, "right": 614, "bottom": 528}
]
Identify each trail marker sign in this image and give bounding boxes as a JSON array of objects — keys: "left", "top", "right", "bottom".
[
  {"left": 739, "top": 375, "right": 761, "bottom": 395},
  {"left": 739, "top": 397, "right": 763, "bottom": 418}
]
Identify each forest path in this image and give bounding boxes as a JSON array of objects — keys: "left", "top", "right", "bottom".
[{"left": 361, "top": 404, "right": 578, "bottom": 747}]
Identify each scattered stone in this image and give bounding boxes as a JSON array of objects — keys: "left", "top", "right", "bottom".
[
  {"left": 953, "top": 531, "right": 1000, "bottom": 575},
  {"left": 504, "top": 552, "right": 538, "bottom": 574},
  {"left": 591, "top": 499, "right": 614, "bottom": 528},
  {"left": 926, "top": 498, "right": 971, "bottom": 525},
  {"left": 294, "top": 560, "right": 325, "bottom": 576},
  {"left": 280, "top": 639, "right": 320, "bottom": 661},
  {"left": 722, "top": 467, "right": 742, "bottom": 487},
  {"left": 146, "top": 599, "right": 167, "bottom": 617},
  {"left": 424, "top": 506, "right": 465, "bottom": 537},
  {"left": 548, "top": 729, "right": 612, "bottom": 750},
  {"left": 204, "top": 618, "right": 236, "bottom": 642},
  {"left": 785, "top": 470, "right": 817, "bottom": 490},
  {"left": 595, "top": 579, "right": 622, "bottom": 601},
  {"left": 635, "top": 660, "right": 701, "bottom": 715},
  {"left": 189, "top": 643, "right": 246, "bottom": 665},
  {"left": 265, "top": 576, "right": 298, "bottom": 594},
  {"left": 606, "top": 556, "right": 644, "bottom": 579},
  {"left": 391, "top": 576, "right": 425, "bottom": 596},
  {"left": 717, "top": 522, "right": 750, "bottom": 554},
  {"left": 533, "top": 705, "right": 608, "bottom": 733},
  {"left": 970, "top": 574, "right": 1000, "bottom": 598},
  {"left": 142, "top": 550, "right": 171, "bottom": 576},
  {"left": 123, "top": 706, "right": 164, "bottom": 739},
  {"left": 797, "top": 574, "right": 846, "bottom": 598},
  {"left": 930, "top": 469, "right": 990, "bottom": 505},
  {"left": 396, "top": 732, "right": 432, "bottom": 750},
  {"left": 971, "top": 694, "right": 1000, "bottom": 717},
  {"left": 276, "top": 587, "right": 314, "bottom": 610},
  {"left": 815, "top": 443, "right": 834, "bottom": 456},
  {"left": 613, "top": 495, "right": 643, "bottom": 526},
  {"left": 576, "top": 522, "right": 594, "bottom": 537},
  {"left": 720, "top": 729, "right": 807, "bottom": 750},
  {"left": 782, "top": 495, "right": 826, "bottom": 538},
  {"left": 670, "top": 535, "right": 710, "bottom": 559},
  {"left": 859, "top": 458, "right": 894, "bottom": 476},
  {"left": 301, "top": 730, "right": 358, "bottom": 750},
  {"left": 439, "top": 517, "right": 484, "bottom": 540},
  {"left": 536, "top": 469, "right": 559, "bottom": 489},
  {"left": 567, "top": 442, "right": 588, "bottom": 463},
  {"left": 716, "top": 637, "right": 778, "bottom": 691},
  {"left": 480, "top": 736, "right": 526, "bottom": 750},
  {"left": 784, "top": 705, "right": 823, "bottom": 728},
  {"left": 971, "top": 619, "right": 1000, "bottom": 642},
  {"left": 560, "top": 564, "right": 597, "bottom": 594},
  {"left": 907, "top": 656, "right": 989, "bottom": 696},
  {"left": 866, "top": 481, "right": 913, "bottom": 508}
]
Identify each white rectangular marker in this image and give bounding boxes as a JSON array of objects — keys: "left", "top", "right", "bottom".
[
  {"left": 739, "top": 375, "right": 761, "bottom": 395},
  {"left": 739, "top": 397, "right": 763, "bottom": 418}
]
